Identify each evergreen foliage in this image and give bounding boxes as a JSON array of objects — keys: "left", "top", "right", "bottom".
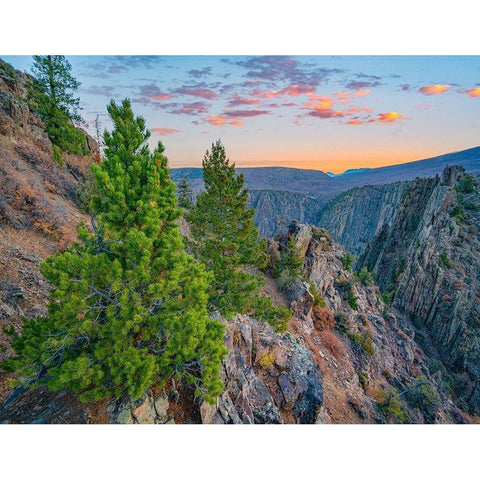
[
  {"left": 342, "top": 251, "right": 355, "bottom": 271},
  {"left": 188, "top": 140, "right": 291, "bottom": 331},
  {"left": 3, "top": 99, "right": 226, "bottom": 403},
  {"left": 273, "top": 234, "right": 303, "bottom": 280},
  {"left": 27, "top": 55, "right": 87, "bottom": 155},
  {"left": 177, "top": 175, "right": 194, "bottom": 210}
]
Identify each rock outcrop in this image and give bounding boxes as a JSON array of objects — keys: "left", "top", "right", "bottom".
[
  {"left": 358, "top": 166, "right": 480, "bottom": 413},
  {"left": 317, "top": 181, "right": 408, "bottom": 256},
  {"left": 0, "top": 58, "right": 97, "bottom": 402}
]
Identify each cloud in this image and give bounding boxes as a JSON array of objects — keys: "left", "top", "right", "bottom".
[
  {"left": 169, "top": 102, "right": 209, "bottom": 115},
  {"left": 174, "top": 86, "right": 218, "bottom": 100},
  {"left": 151, "top": 127, "right": 179, "bottom": 135},
  {"left": 464, "top": 87, "right": 480, "bottom": 98},
  {"left": 225, "top": 56, "right": 344, "bottom": 87},
  {"left": 152, "top": 93, "right": 172, "bottom": 101},
  {"left": 280, "top": 84, "right": 316, "bottom": 96},
  {"left": 206, "top": 114, "right": 244, "bottom": 126},
  {"left": 253, "top": 83, "right": 316, "bottom": 99},
  {"left": 419, "top": 84, "right": 451, "bottom": 95},
  {"left": 346, "top": 80, "right": 380, "bottom": 89},
  {"left": 378, "top": 111, "right": 404, "bottom": 123},
  {"left": 346, "top": 111, "right": 406, "bottom": 126},
  {"left": 187, "top": 67, "right": 212, "bottom": 78},
  {"left": 81, "top": 85, "right": 115, "bottom": 97},
  {"left": 227, "top": 93, "right": 260, "bottom": 107},
  {"left": 400, "top": 84, "right": 412, "bottom": 92},
  {"left": 355, "top": 89, "right": 371, "bottom": 97},
  {"left": 134, "top": 84, "right": 174, "bottom": 106},
  {"left": 307, "top": 108, "right": 344, "bottom": 119},
  {"left": 223, "top": 109, "right": 270, "bottom": 118}
]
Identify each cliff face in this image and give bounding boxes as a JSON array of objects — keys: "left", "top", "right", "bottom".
[
  {"left": 317, "top": 181, "right": 408, "bottom": 256},
  {"left": 0, "top": 59, "right": 97, "bottom": 401},
  {"left": 358, "top": 166, "right": 480, "bottom": 413},
  {"left": 248, "top": 190, "right": 321, "bottom": 238}
]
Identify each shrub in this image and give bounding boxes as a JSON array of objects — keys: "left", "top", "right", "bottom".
[
  {"left": 320, "top": 329, "right": 344, "bottom": 357},
  {"left": 381, "top": 292, "right": 392, "bottom": 305},
  {"left": 345, "top": 289, "right": 359, "bottom": 310},
  {"left": 457, "top": 174, "right": 478, "bottom": 194},
  {"left": 439, "top": 248, "right": 452, "bottom": 269},
  {"left": 334, "top": 312, "right": 349, "bottom": 335},
  {"left": 342, "top": 252, "right": 355, "bottom": 271},
  {"left": 313, "top": 306, "right": 335, "bottom": 330},
  {"left": 258, "top": 350, "right": 275, "bottom": 369},
  {"left": 309, "top": 283, "right": 326, "bottom": 307},
  {"left": 349, "top": 331, "right": 374, "bottom": 356},
  {"left": 376, "top": 388, "right": 410, "bottom": 424},
  {"left": 451, "top": 204, "right": 465, "bottom": 224},
  {"left": 407, "top": 376, "right": 440, "bottom": 416},
  {"left": 358, "top": 267, "right": 373, "bottom": 285}
]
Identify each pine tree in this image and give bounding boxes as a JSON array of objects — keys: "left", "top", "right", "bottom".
[
  {"left": 27, "top": 55, "right": 87, "bottom": 155},
  {"left": 177, "top": 175, "right": 194, "bottom": 210},
  {"left": 188, "top": 140, "right": 291, "bottom": 331},
  {"left": 3, "top": 99, "right": 226, "bottom": 403}
]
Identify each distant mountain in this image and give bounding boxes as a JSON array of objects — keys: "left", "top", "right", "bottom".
[
  {"left": 171, "top": 147, "right": 480, "bottom": 238},
  {"left": 172, "top": 147, "right": 480, "bottom": 197},
  {"left": 331, "top": 147, "right": 480, "bottom": 189},
  {"left": 326, "top": 167, "right": 372, "bottom": 177}
]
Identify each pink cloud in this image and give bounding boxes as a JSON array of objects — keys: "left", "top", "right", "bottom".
[
  {"left": 152, "top": 93, "right": 172, "bottom": 101},
  {"left": 419, "top": 84, "right": 451, "bottom": 95},
  {"left": 151, "top": 127, "right": 179, "bottom": 135},
  {"left": 177, "top": 102, "right": 209, "bottom": 114},
  {"left": 228, "top": 93, "right": 260, "bottom": 106},
  {"left": 176, "top": 87, "right": 218, "bottom": 100}
]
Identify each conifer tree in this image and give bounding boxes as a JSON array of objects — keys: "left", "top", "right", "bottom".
[
  {"left": 3, "top": 99, "right": 226, "bottom": 403},
  {"left": 177, "top": 175, "right": 194, "bottom": 210},
  {"left": 27, "top": 55, "right": 87, "bottom": 155},
  {"left": 188, "top": 140, "right": 291, "bottom": 331}
]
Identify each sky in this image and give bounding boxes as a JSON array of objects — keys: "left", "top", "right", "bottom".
[{"left": 3, "top": 55, "right": 480, "bottom": 173}]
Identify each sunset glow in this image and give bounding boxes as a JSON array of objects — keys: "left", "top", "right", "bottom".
[{"left": 4, "top": 55, "right": 479, "bottom": 173}]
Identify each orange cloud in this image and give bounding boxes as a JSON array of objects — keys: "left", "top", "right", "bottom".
[
  {"left": 151, "top": 127, "right": 179, "bottom": 135},
  {"left": 253, "top": 84, "right": 315, "bottom": 99},
  {"left": 355, "top": 89, "right": 371, "bottom": 97},
  {"left": 228, "top": 93, "right": 260, "bottom": 106},
  {"left": 378, "top": 112, "right": 404, "bottom": 123},
  {"left": 305, "top": 94, "right": 335, "bottom": 110},
  {"left": 206, "top": 115, "right": 244, "bottom": 127},
  {"left": 465, "top": 87, "right": 480, "bottom": 98},
  {"left": 334, "top": 90, "right": 354, "bottom": 104},
  {"left": 419, "top": 84, "right": 451, "bottom": 95}
]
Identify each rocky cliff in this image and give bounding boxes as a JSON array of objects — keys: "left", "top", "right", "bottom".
[
  {"left": 358, "top": 166, "right": 480, "bottom": 414},
  {"left": 0, "top": 59, "right": 97, "bottom": 401},
  {"left": 248, "top": 190, "right": 321, "bottom": 238},
  {"left": 317, "top": 181, "right": 408, "bottom": 256}
]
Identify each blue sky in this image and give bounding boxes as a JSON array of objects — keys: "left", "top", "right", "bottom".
[{"left": 4, "top": 55, "right": 480, "bottom": 172}]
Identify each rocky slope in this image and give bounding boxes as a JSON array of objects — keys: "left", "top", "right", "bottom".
[
  {"left": 358, "top": 166, "right": 480, "bottom": 414},
  {"left": 0, "top": 58, "right": 97, "bottom": 401},
  {"left": 317, "top": 181, "right": 408, "bottom": 256},
  {"left": 1, "top": 222, "right": 471, "bottom": 423}
]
